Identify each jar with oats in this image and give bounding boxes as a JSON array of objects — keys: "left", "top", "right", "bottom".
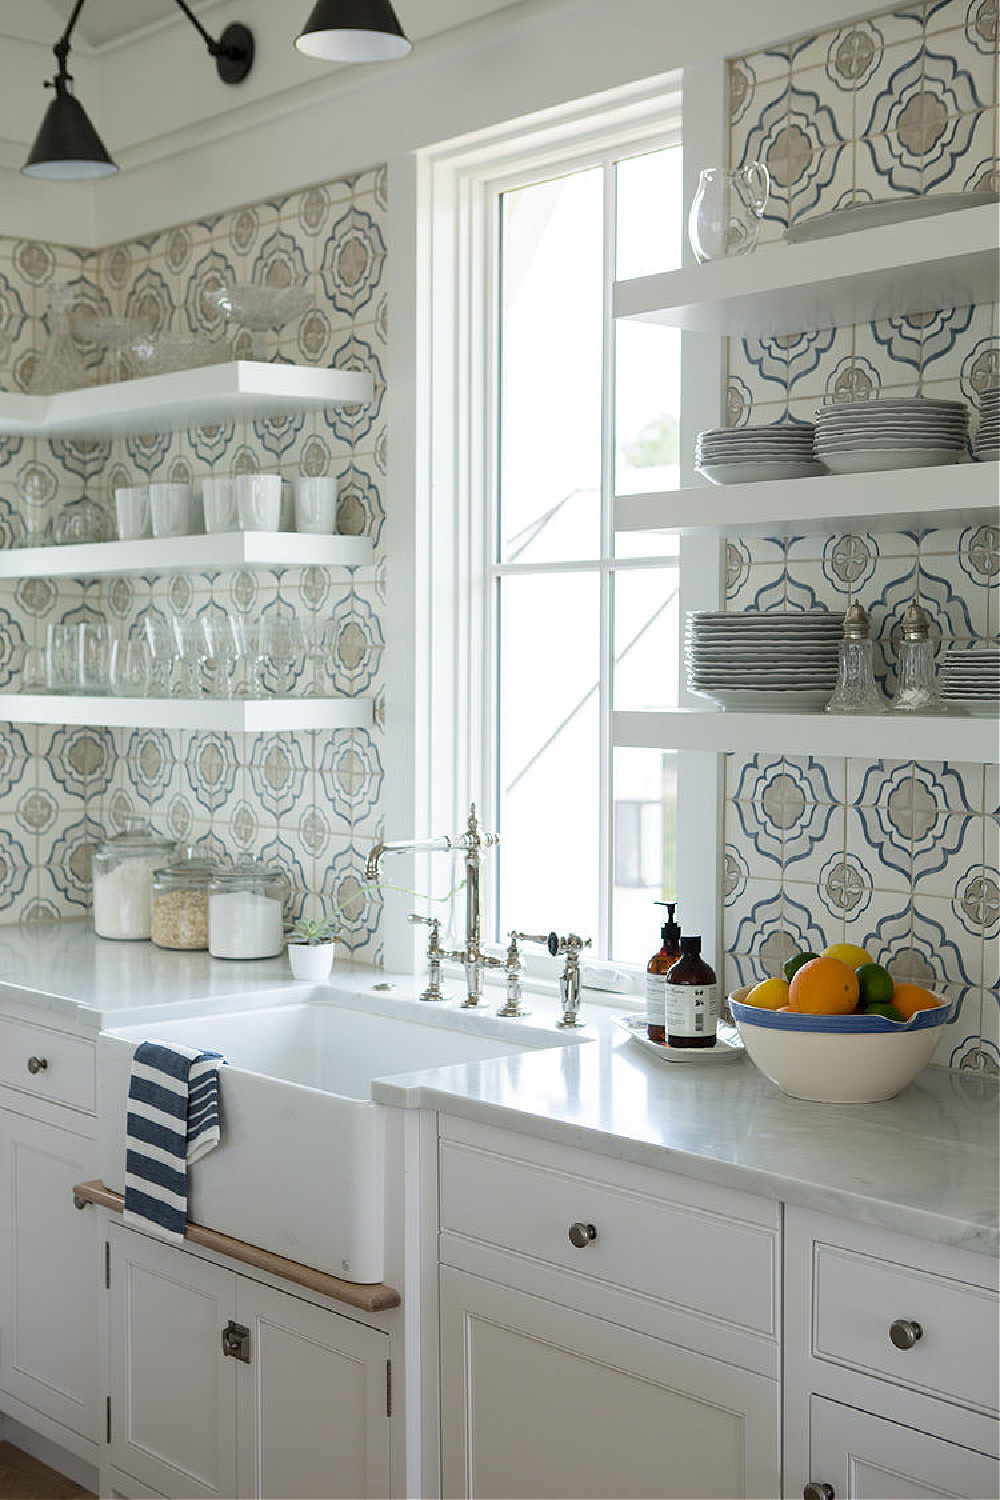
[{"left": 150, "top": 847, "right": 217, "bottom": 950}]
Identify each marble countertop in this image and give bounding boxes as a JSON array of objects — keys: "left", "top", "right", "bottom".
[{"left": 2, "top": 922, "right": 996, "bottom": 1255}]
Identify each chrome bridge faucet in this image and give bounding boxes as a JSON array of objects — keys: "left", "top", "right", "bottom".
[{"left": 366, "top": 803, "right": 500, "bottom": 1008}]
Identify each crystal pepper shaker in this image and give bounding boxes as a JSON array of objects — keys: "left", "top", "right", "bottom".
[
  {"left": 825, "top": 602, "right": 886, "bottom": 714},
  {"left": 890, "top": 599, "right": 947, "bottom": 714}
]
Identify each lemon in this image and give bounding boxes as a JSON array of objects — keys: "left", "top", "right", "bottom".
[
  {"left": 746, "top": 977, "right": 790, "bottom": 1010},
  {"left": 783, "top": 950, "right": 818, "bottom": 982},
  {"left": 856, "top": 962, "right": 894, "bottom": 1009},
  {"left": 821, "top": 941, "right": 873, "bottom": 971}
]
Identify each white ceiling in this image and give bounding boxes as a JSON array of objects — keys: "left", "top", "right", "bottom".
[{"left": 43, "top": 0, "right": 223, "bottom": 48}]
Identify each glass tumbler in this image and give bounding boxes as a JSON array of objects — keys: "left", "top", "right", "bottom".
[
  {"left": 78, "top": 622, "right": 110, "bottom": 692},
  {"left": 46, "top": 623, "right": 78, "bottom": 693},
  {"left": 109, "top": 633, "right": 151, "bottom": 697}
]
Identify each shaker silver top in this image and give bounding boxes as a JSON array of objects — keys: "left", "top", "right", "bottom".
[
  {"left": 843, "top": 601, "right": 870, "bottom": 641},
  {"left": 901, "top": 598, "right": 931, "bottom": 642}
]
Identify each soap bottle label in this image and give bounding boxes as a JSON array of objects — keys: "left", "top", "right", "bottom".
[
  {"left": 665, "top": 982, "right": 720, "bottom": 1038},
  {"left": 646, "top": 974, "right": 668, "bottom": 1030}
]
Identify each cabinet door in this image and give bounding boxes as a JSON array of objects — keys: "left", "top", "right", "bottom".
[
  {"left": 807, "top": 1397, "right": 1000, "bottom": 1500},
  {"left": 236, "top": 1279, "right": 390, "bottom": 1500},
  {"left": 108, "top": 1225, "right": 238, "bottom": 1500},
  {"left": 440, "top": 1266, "right": 778, "bottom": 1500},
  {"left": 0, "top": 1108, "right": 101, "bottom": 1442}
]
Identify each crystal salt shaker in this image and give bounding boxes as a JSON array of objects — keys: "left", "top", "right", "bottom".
[
  {"left": 825, "top": 602, "right": 886, "bottom": 714},
  {"left": 890, "top": 599, "right": 947, "bottom": 714}
]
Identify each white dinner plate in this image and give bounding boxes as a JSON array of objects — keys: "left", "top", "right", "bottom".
[
  {"left": 819, "top": 448, "right": 963, "bottom": 473},
  {"left": 697, "top": 461, "right": 825, "bottom": 484},
  {"left": 688, "top": 685, "right": 834, "bottom": 710},
  {"left": 786, "top": 192, "right": 1000, "bottom": 243}
]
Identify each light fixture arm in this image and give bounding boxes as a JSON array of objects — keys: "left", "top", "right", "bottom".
[
  {"left": 171, "top": 0, "right": 255, "bottom": 84},
  {"left": 48, "top": 0, "right": 88, "bottom": 89}
]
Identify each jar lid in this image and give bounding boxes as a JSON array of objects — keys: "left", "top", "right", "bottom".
[
  {"left": 901, "top": 598, "right": 931, "bottom": 642},
  {"left": 842, "top": 601, "right": 870, "bottom": 641},
  {"left": 153, "top": 844, "right": 218, "bottom": 886},
  {"left": 98, "top": 816, "right": 176, "bottom": 856},
  {"left": 210, "top": 856, "right": 285, "bottom": 892}
]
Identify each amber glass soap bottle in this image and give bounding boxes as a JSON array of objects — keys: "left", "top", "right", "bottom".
[
  {"left": 646, "top": 902, "right": 681, "bottom": 1044},
  {"left": 665, "top": 935, "right": 719, "bottom": 1049}
]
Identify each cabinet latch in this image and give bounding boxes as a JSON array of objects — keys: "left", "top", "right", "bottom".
[{"left": 221, "top": 1320, "right": 251, "bottom": 1363}]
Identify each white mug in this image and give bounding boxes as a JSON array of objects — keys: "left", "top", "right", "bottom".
[
  {"left": 202, "top": 477, "right": 237, "bottom": 534},
  {"left": 294, "top": 477, "right": 338, "bottom": 534},
  {"left": 236, "top": 474, "right": 282, "bottom": 531},
  {"left": 150, "top": 482, "right": 192, "bottom": 537},
  {"left": 115, "top": 485, "right": 151, "bottom": 541}
]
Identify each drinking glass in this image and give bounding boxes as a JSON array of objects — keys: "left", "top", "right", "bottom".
[
  {"left": 294, "top": 477, "right": 338, "bottom": 534},
  {"left": 21, "top": 646, "right": 46, "bottom": 692},
  {"left": 142, "top": 614, "right": 175, "bottom": 695},
  {"left": 201, "top": 615, "right": 240, "bottom": 698},
  {"left": 114, "top": 486, "right": 151, "bottom": 541},
  {"left": 78, "top": 622, "right": 110, "bottom": 692},
  {"left": 109, "top": 633, "right": 151, "bottom": 697},
  {"left": 259, "top": 612, "right": 306, "bottom": 694},
  {"left": 202, "top": 477, "right": 237, "bottom": 534},
  {"left": 235, "top": 474, "right": 282, "bottom": 531},
  {"left": 150, "top": 483, "right": 193, "bottom": 538},
  {"left": 46, "top": 623, "right": 78, "bottom": 693},
  {"left": 169, "top": 614, "right": 208, "bottom": 695}
]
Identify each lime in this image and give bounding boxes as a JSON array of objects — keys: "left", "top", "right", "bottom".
[
  {"left": 783, "top": 951, "right": 818, "bottom": 983},
  {"left": 856, "top": 962, "right": 894, "bottom": 1009},
  {"left": 862, "top": 1002, "right": 906, "bottom": 1025}
]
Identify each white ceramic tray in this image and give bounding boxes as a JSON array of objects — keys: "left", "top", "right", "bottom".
[{"left": 614, "top": 1013, "right": 744, "bottom": 1064}]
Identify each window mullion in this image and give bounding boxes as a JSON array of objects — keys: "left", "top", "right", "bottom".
[{"left": 597, "top": 158, "right": 617, "bottom": 957}]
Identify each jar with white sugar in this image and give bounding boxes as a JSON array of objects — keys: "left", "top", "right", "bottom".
[
  {"left": 92, "top": 818, "right": 177, "bottom": 941},
  {"left": 208, "top": 859, "right": 286, "bottom": 960}
]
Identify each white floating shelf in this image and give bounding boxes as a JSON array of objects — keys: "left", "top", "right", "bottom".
[
  {"left": 0, "top": 695, "right": 373, "bottom": 732},
  {"left": 0, "top": 361, "right": 373, "bottom": 439},
  {"left": 615, "top": 462, "right": 1000, "bottom": 539},
  {"left": 613, "top": 203, "right": 999, "bottom": 336},
  {"left": 0, "top": 531, "right": 374, "bottom": 580},
  {"left": 614, "top": 709, "right": 998, "bottom": 763}
]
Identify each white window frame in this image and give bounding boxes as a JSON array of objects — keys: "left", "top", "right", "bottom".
[{"left": 385, "top": 66, "right": 726, "bottom": 987}]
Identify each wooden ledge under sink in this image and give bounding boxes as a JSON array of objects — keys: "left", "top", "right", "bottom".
[{"left": 72, "top": 1179, "right": 401, "bottom": 1314}]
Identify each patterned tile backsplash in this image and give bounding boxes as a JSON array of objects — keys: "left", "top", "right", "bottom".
[
  {"left": 0, "top": 168, "right": 388, "bottom": 963},
  {"left": 724, "top": 0, "right": 999, "bottom": 1071}
]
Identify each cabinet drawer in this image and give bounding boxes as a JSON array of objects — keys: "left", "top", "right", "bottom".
[
  {"left": 0, "top": 1016, "right": 96, "bottom": 1114},
  {"left": 812, "top": 1241, "right": 999, "bottom": 1416},
  {"left": 439, "top": 1132, "right": 776, "bottom": 1337}
]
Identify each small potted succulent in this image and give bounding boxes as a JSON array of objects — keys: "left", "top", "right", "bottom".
[{"left": 286, "top": 913, "right": 340, "bottom": 981}]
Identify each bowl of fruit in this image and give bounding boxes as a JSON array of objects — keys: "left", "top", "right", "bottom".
[{"left": 729, "top": 944, "right": 951, "bottom": 1103}]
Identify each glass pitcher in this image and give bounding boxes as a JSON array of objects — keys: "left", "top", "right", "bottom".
[{"left": 687, "top": 164, "right": 770, "bottom": 263}]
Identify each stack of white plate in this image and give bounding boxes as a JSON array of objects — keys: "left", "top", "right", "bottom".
[
  {"left": 939, "top": 645, "right": 1000, "bottom": 716},
  {"left": 813, "top": 397, "right": 969, "bottom": 475},
  {"left": 974, "top": 388, "right": 999, "bottom": 462},
  {"left": 685, "top": 610, "right": 845, "bottom": 711},
  {"left": 695, "top": 424, "right": 821, "bottom": 484}
]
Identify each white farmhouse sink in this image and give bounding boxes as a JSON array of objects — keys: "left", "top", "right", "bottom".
[{"left": 98, "top": 987, "right": 581, "bottom": 1283}]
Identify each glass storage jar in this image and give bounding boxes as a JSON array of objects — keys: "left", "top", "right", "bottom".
[
  {"left": 208, "top": 859, "right": 286, "bottom": 960},
  {"left": 92, "top": 817, "right": 177, "bottom": 941},
  {"left": 150, "top": 847, "right": 216, "bottom": 950}
]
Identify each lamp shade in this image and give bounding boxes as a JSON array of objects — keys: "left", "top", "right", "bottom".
[
  {"left": 22, "top": 77, "right": 117, "bottom": 180},
  {"left": 295, "top": 0, "right": 411, "bottom": 61}
]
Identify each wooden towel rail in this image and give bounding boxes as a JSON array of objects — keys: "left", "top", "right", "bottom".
[{"left": 72, "top": 1179, "right": 401, "bottom": 1313}]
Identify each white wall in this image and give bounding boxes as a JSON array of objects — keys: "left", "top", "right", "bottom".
[{"left": 1, "top": 0, "right": 879, "bottom": 245}]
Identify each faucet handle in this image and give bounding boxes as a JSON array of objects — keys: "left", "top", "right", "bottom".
[
  {"left": 548, "top": 931, "right": 593, "bottom": 958},
  {"left": 408, "top": 912, "right": 436, "bottom": 927},
  {"left": 511, "top": 930, "right": 551, "bottom": 949}
]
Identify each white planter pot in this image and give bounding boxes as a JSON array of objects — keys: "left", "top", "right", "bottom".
[{"left": 287, "top": 941, "right": 335, "bottom": 981}]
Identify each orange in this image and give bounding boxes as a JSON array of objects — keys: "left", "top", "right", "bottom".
[
  {"left": 891, "top": 982, "right": 941, "bottom": 1020},
  {"left": 788, "top": 955, "right": 860, "bottom": 1015}
]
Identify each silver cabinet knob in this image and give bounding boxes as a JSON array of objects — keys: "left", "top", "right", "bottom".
[
  {"left": 889, "top": 1318, "right": 923, "bottom": 1350},
  {"left": 568, "top": 1222, "right": 596, "bottom": 1249},
  {"left": 804, "top": 1485, "right": 835, "bottom": 1500},
  {"left": 27, "top": 1056, "right": 48, "bottom": 1075}
]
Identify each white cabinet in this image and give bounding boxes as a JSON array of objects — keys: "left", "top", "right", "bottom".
[
  {"left": 0, "top": 1010, "right": 101, "bottom": 1459},
  {"left": 107, "top": 1224, "right": 391, "bottom": 1500},
  {"left": 784, "top": 1206, "right": 999, "bottom": 1500},
  {"left": 437, "top": 1116, "right": 780, "bottom": 1500},
  {"left": 440, "top": 1266, "right": 778, "bottom": 1500}
]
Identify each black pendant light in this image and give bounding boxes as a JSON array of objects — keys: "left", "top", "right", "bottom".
[
  {"left": 24, "top": 0, "right": 255, "bottom": 182},
  {"left": 22, "top": 0, "right": 116, "bottom": 179},
  {"left": 295, "top": 0, "right": 411, "bottom": 62}
]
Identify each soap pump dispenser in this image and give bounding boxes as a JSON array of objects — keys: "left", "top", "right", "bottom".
[{"left": 646, "top": 901, "right": 681, "bottom": 1043}]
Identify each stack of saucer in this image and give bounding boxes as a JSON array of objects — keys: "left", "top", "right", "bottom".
[
  {"left": 685, "top": 609, "right": 845, "bottom": 711},
  {"left": 974, "top": 388, "right": 1000, "bottom": 462},
  {"left": 939, "top": 644, "right": 1000, "bottom": 716},
  {"left": 695, "top": 423, "right": 821, "bottom": 485},
  {"left": 813, "top": 397, "right": 969, "bottom": 474}
]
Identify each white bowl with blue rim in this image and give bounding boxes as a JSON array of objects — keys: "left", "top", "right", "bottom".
[{"left": 728, "top": 987, "right": 951, "bottom": 1103}]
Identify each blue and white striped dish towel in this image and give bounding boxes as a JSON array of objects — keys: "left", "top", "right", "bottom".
[{"left": 124, "top": 1040, "right": 226, "bottom": 1244}]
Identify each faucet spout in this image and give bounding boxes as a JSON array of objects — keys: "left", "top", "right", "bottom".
[{"left": 365, "top": 835, "right": 453, "bottom": 885}]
